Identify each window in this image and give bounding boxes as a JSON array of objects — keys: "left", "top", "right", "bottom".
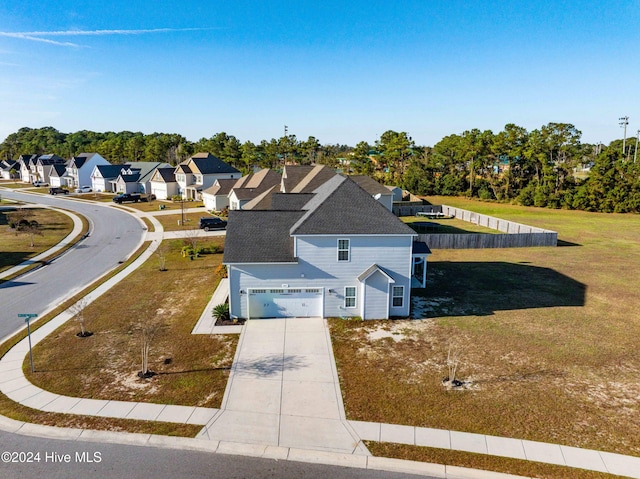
[
  {"left": 392, "top": 286, "right": 404, "bottom": 308},
  {"left": 337, "top": 239, "right": 350, "bottom": 262},
  {"left": 345, "top": 287, "right": 356, "bottom": 308}
]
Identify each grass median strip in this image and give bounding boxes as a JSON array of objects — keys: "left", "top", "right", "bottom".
[
  {"left": 0, "top": 207, "right": 76, "bottom": 274},
  {"left": 366, "top": 442, "right": 627, "bottom": 479},
  {"left": 330, "top": 201, "right": 640, "bottom": 461},
  {"left": 0, "top": 240, "right": 216, "bottom": 437},
  {"left": 25, "top": 237, "right": 235, "bottom": 408}
]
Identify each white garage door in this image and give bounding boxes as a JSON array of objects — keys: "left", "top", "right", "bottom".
[
  {"left": 248, "top": 288, "right": 323, "bottom": 318},
  {"left": 152, "top": 185, "right": 168, "bottom": 200}
]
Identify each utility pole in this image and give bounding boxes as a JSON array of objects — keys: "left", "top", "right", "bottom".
[
  {"left": 619, "top": 116, "right": 629, "bottom": 155},
  {"left": 635, "top": 130, "right": 639, "bottom": 164}
]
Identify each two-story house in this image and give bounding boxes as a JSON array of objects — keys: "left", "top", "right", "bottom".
[
  {"left": 227, "top": 168, "right": 282, "bottom": 210},
  {"left": 35, "top": 155, "right": 66, "bottom": 184},
  {"left": 0, "top": 160, "right": 19, "bottom": 180},
  {"left": 18, "top": 155, "right": 40, "bottom": 183},
  {"left": 224, "top": 175, "right": 431, "bottom": 320},
  {"left": 91, "top": 164, "right": 129, "bottom": 192},
  {"left": 175, "top": 152, "right": 241, "bottom": 200},
  {"left": 62, "top": 153, "right": 110, "bottom": 189},
  {"left": 113, "top": 162, "right": 171, "bottom": 194}
]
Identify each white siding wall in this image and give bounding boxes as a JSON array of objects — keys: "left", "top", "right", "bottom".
[{"left": 228, "top": 235, "right": 413, "bottom": 319}]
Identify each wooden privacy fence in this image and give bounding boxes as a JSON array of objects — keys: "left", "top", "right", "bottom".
[{"left": 399, "top": 204, "right": 558, "bottom": 249}]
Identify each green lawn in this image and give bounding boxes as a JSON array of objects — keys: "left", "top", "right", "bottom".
[{"left": 330, "top": 198, "right": 640, "bottom": 468}]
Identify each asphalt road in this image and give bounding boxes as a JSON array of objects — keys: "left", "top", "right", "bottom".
[
  {"left": 0, "top": 189, "right": 145, "bottom": 340},
  {"left": 0, "top": 431, "right": 435, "bottom": 479}
]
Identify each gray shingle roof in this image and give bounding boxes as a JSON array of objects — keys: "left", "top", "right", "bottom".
[
  {"left": 291, "top": 176, "right": 416, "bottom": 236},
  {"left": 95, "top": 164, "right": 128, "bottom": 179},
  {"left": 281, "top": 165, "right": 314, "bottom": 192},
  {"left": 153, "top": 167, "right": 176, "bottom": 183},
  {"left": 223, "top": 210, "right": 305, "bottom": 264},
  {"left": 203, "top": 178, "right": 237, "bottom": 196},
  {"left": 185, "top": 152, "right": 240, "bottom": 175},
  {"left": 224, "top": 175, "right": 416, "bottom": 264},
  {"left": 348, "top": 175, "right": 392, "bottom": 196}
]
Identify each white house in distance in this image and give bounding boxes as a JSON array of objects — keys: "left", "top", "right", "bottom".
[
  {"left": 0, "top": 160, "right": 19, "bottom": 180},
  {"left": 61, "top": 153, "right": 110, "bottom": 189},
  {"left": 227, "top": 168, "right": 282, "bottom": 210},
  {"left": 224, "top": 175, "right": 431, "bottom": 320},
  {"left": 18, "top": 155, "right": 39, "bottom": 183},
  {"left": 202, "top": 178, "right": 237, "bottom": 211},
  {"left": 35, "top": 155, "right": 66, "bottom": 184},
  {"left": 149, "top": 166, "right": 179, "bottom": 200},
  {"left": 47, "top": 164, "right": 67, "bottom": 187},
  {"left": 91, "top": 164, "right": 128, "bottom": 192},
  {"left": 113, "top": 162, "right": 171, "bottom": 194},
  {"left": 174, "top": 152, "right": 241, "bottom": 200}
]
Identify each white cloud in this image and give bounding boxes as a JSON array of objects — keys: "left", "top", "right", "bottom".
[{"left": 0, "top": 28, "right": 208, "bottom": 47}]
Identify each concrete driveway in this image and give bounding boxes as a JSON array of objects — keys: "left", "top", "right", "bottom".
[{"left": 197, "top": 317, "right": 368, "bottom": 455}]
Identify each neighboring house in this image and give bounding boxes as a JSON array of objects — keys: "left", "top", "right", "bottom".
[
  {"left": 224, "top": 175, "right": 431, "bottom": 320},
  {"left": 227, "top": 168, "right": 282, "bottom": 210},
  {"left": 202, "top": 178, "right": 237, "bottom": 211},
  {"left": 175, "top": 152, "right": 241, "bottom": 200},
  {"left": 91, "top": 164, "right": 128, "bottom": 192},
  {"left": 349, "top": 175, "right": 394, "bottom": 211},
  {"left": 47, "top": 163, "right": 67, "bottom": 187},
  {"left": 113, "top": 162, "right": 171, "bottom": 194},
  {"left": 62, "top": 153, "right": 110, "bottom": 188},
  {"left": 149, "top": 167, "right": 178, "bottom": 200},
  {"left": 280, "top": 164, "right": 395, "bottom": 211},
  {"left": 385, "top": 185, "right": 404, "bottom": 202},
  {"left": 0, "top": 160, "right": 19, "bottom": 180},
  {"left": 280, "top": 164, "right": 337, "bottom": 193},
  {"left": 35, "top": 155, "right": 66, "bottom": 184},
  {"left": 18, "top": 155, "right": 39, "bottom": 183}
]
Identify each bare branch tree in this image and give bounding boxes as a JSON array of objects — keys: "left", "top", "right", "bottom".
[
  {"left": 138, "top": 321, "right": 162, "bottom": 378},
  {"left": 69, "top": 298, "right": 92, "bottom": 337},
  {"left": 155, "top": 242, "right": 169, "bottom": 271}
]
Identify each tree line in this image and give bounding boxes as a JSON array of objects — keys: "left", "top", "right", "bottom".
[{"left": 1, "top": 124, "right": 638, "bottom": 213}]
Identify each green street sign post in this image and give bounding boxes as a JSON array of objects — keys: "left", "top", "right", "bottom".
[{"left": 18, "top": 313, "right": 38, "bottom": 373}]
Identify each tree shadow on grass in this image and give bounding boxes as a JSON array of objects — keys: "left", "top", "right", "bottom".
[{"left": 414, "top": 261, "right": 586, "bottom": 317}]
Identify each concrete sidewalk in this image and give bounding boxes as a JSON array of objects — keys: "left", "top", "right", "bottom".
[{"left": 197, "top": 317, "right": 367, "bottom": 455}]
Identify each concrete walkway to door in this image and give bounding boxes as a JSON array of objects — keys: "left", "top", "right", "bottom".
[{"left": 196, "top": 317, "right": 368, "bottom": 455}]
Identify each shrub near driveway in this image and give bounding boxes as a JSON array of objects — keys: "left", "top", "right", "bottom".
[
  {"left": 26, "top": 237, "right": 237, "bottom": 408},
  {"left": 330, "top": 202, "right": 640, "bottom": 458}
]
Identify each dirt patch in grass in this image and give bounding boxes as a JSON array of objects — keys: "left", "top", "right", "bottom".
[
  {"left": 330, "top": 202, "right": 640, "bottom": 457},
  {"left": 26, "top": 237, "right": 236, "bottom": 408},
  {"left": 0, "top": 207, "right": 74, "bottom": 272},
  {"left": 366, "top": 442, "right": 627, "bottom": 479}
]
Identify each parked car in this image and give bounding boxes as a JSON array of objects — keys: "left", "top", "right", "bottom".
[
  {"left": 32, "top": 180, "right": 48, "bottom": 187},
  {"left": 199, "top": 216, "right": 227, "bottom": 231},
  {"left": 49, "top": 187, "right": 69, "bottom": 195},
  {"left": 75, "top": 186, "right": 92, "bottom": 193},
  {"left": 112, "top": 193, "right": 141, "bottom": 204}
]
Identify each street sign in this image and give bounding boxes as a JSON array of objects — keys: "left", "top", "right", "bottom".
[
  {"left": 18, "top": 314, "right": 38, "bottom": 372},
  {"left": 18, "top": 313, "right": 38, "bottom": 322}
]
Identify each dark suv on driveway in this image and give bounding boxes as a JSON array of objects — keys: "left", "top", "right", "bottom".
[{"left": 199, "top": 217, "right": 227, "bottom": 231}]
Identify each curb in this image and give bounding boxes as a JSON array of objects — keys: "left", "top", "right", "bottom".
[{"left": 0, "top": 416, "right": 530, "bottom": 479}]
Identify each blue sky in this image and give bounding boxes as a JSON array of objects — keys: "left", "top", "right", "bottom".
[{"left": 0, "top": 1, "right": 638, "bottom": 147}]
